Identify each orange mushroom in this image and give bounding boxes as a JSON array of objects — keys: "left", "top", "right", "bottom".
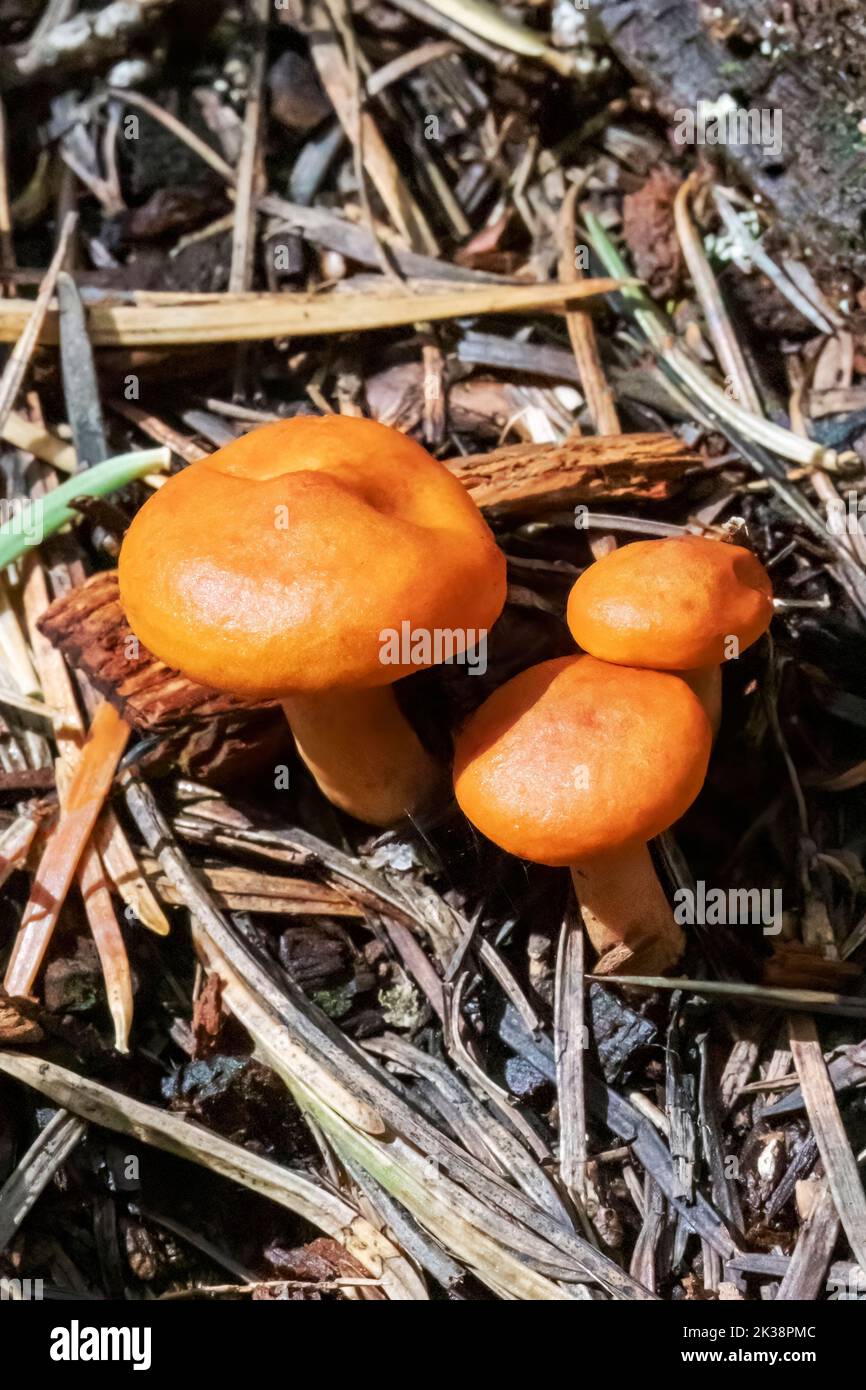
[
  {"left": 566, "top": 535, "right": 774, "bottom": 732},
  {"left": 119, "top": 416, "right": 506, "bottom": 825},
  {"left": 454, "top": 655, "right": 713, "bottom": 975}
]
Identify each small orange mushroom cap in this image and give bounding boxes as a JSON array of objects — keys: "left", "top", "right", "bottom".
[
  {"left": 453, "top": 655, "right": 712, "bottom": 867},
  {"left": 566, "top": 536, "right": 773, "bottom": 670},
  {"left": 119, "top": 415, "right": 506, "bottom": 698}
]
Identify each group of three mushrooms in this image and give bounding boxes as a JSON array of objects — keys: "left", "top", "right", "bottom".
[{"left": 119, "top": 416, "right": 773, "bottom": 973}]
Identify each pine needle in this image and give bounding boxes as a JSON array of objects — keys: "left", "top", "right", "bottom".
[{"left": 4, "top": 701, "right": 130, "bottom": 999}]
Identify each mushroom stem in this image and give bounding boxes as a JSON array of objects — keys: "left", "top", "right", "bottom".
[
  {"left": 570, "top": 841, "right": 685, "bottom": 976},
  {"left": 282, "top": 686, "right": 445, "bottom": 826},
  {"left": 681, "top": 665, "right": 722, "bottom": 736}
]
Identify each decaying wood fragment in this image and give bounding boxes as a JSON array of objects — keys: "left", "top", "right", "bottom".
[
  {"left": 447, "top": 432, "right": 695, "bottom": 516},
  {"left": 37, "top": 570, "right": 266, "bottom": 730}
]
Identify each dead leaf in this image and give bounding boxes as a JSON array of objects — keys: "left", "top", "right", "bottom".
[{"left": 623, "top": 166, "right": 683, "bottom": 299}]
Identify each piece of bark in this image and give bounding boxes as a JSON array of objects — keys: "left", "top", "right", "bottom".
[
  {"left": 368, "top": 365, "right": 520, "bottom": 437},
  {"left": 191, "top": 971, "right": 224, "bottom": 1058},
  {"left": 591, "top": 0, "right": 866, "bottom": 276},
  {"left": 447, "top": 432, "right": 695, "bottom": 516},
  {"left": 0, "top": 767, "right": 55, "bottom": 792},
  {"left": 764, "top": 942, "right": 862, "bottom": 992},
  {"left": 37, "top": 570, "right": 266, "bottom": 730}
]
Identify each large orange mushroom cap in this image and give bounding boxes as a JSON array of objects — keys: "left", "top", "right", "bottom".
[
  {"left": 118, "top": 415, "right": 507, "bottom": 698},
  {"left": 453, "top": 655, "right": 712, "bottom": 867},
  {"left": 566, "top": 535, "right": 773, "bottom": 670}
]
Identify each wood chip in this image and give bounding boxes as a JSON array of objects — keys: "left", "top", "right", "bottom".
[{"left": 447, "top": 431, "right": 695, "bottom": 515}]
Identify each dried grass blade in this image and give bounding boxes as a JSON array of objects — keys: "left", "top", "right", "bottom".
[
  {"left": 788, "top": 1013, "right": 866, "bottom": 1273},
  {"left": 0, "top": 211, "right": 76, "bottom": 436},
  {"left": 217, "top": 951, "right": 575, "bottom": 1299},
  {"left": 0, "top": 811, "right": 41, "bottom": 891},
  {"left": 0, "top": 1108, "right": 86, "bottom": 1252},
  {"left": 0, "top": 687, "right": 57, "bottom": 721},
  {"left": 76, "top": 843, "right": 133, "bottom": 1052},
  {"left": 93, "top": 810, "right": 170, "bottom": 937},
  {"left": 776, "top": 1179, "right": 840, "bottom": 1300},
  {"left": 713, "top": 190, "right": 835, "bottom": 336},
  {"left": 228, "top": 0, "right": 268, "bottom": 293},
  {"left": 126, "top": 776, "right": 656, "bottom": 1298},
  {"left": 209, "top": 902, "right": 650, "bottom": 1297},
  {"left": 584, "top": 213, "right": 833, "bottom": 470},
  {"left": 0, "top": 279, "right": 621, "bottom": 348},
  {"left": 411, "top": 0, "right": 576, "bottom": 76},
  {"left": 554, "top": 903, "right": 587, "bottom": 1207},
  {"left": 305, "top": 0, "right": 438, "bottom": 255},
  {"left": 598, "top": 974, "right": 866, "bottom": 1019},
  {"left": 365, "top": 1034, "right": 570, "bottom": 1226},
  {"left": 0, "top": 1051, "right": 425, "bottom": 1299},
  {"left": 51, "top": 758, "right": 134, "bottom": 1053},
  {"left": 673, "top": 175, "right": 762, "bottom": 415},
  {"left": 2, "top": 410, "right": 77, "bottom": 472}
]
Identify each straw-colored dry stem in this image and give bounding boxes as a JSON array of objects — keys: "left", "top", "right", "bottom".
[
  {"left": 51, "top": 738, "right": 133, "bottom": 1053},
  {"left": 0, "top": 211, "right": 76, "bottom": 437},
  {"left": 0, "top": 279, "right": 620, "bottom": 347},
  {"left": 673, "top": 176, "right": 762, "bottom": 416}
]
